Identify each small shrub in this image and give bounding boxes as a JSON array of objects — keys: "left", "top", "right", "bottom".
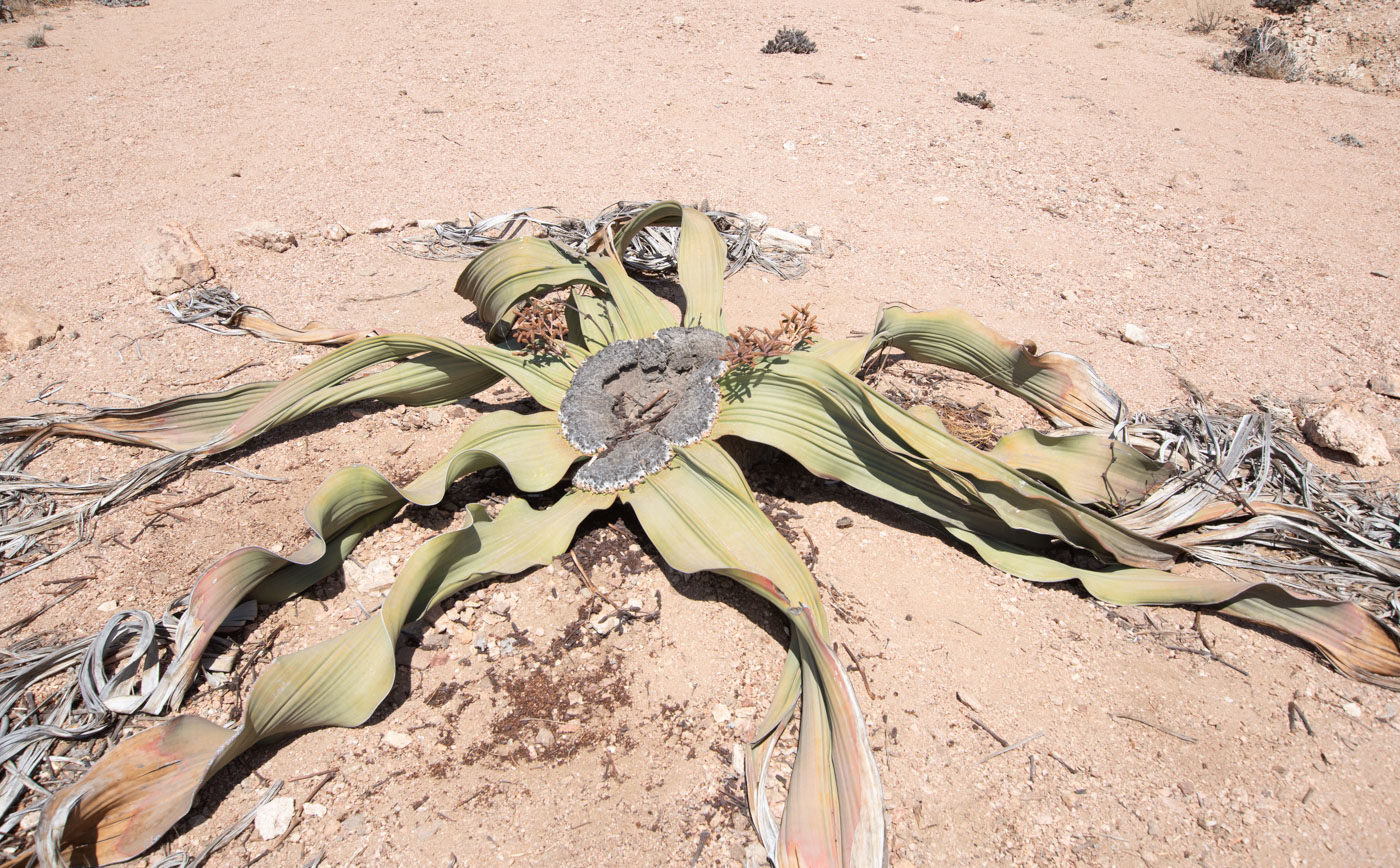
[
  {"left": 25, "top": 29, "right": 46, "bottom": 48},
  {"left": 1253, "top": 0, "right": 1314, "bottom": 13},
  {"left": 1188, "top": 0, "right": 1227, "bottom": 33},
  {"left": 761, "top": 27, "right": 816, "bottom": 55},
  {"left": 1214, "top": 19, "right": 1303, "bottom": 81},
  {"left": 954, "top": 90, "right": 994, "bottom": 110}
]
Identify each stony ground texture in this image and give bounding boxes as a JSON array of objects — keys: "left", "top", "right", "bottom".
[{"left": 3, "top": 1, "right": 1400, "bottom": 866}]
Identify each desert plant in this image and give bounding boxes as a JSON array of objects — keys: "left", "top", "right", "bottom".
[
  {"left": 9, "top": 203, "right": 1400, "bottom": 867},
  {"left": 1189, "top": 0, "right": 1227, "bottom": 33},
  {"left": 24, "top": 28, "right": 45, "bottom": 48},
  {"left": 1215, "top": 19, "right": 1304, "bottom": 80},
  {"left": 761, "top": 26, "right": 816, "bottom": 55},
  {"left": 954, "top": 90, "right": 993, "bottom": 109},
  {"left": 1254, "top": 0, "right": 1314, "bottom": 13}
]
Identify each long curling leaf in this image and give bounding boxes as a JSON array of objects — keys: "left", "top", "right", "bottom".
[
  {"left": 37, "top": 490, "right": 612, "bottom": 868},
  {"left": 947, "top": 526, "right": 1400, "bottom": 688},
  {"left": 610, "top": 201, "right": 727, "bottom": 331},
  {"left": 719, "top": 354, "right": 1180, "bottom": 569},
  {"left": 868, "top": 306, "right": 1126, "bottom": 428},
  {"left": 149, "top": 409, "right": 579, "bottom": 712},
  {"left": 620, "top": 442, "right": 884, "bottom": 868}
]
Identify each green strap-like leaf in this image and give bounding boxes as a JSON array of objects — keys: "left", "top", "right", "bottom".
[
  {"left": 149, "top": 410, "right": 579, "bottom": 712},
  {"left": 455, "top": 238, "right": 678, "bottom": 346},
  {"left": 454, "top": 237, "right": 598, "bottom": 342},
  {"left": 611, "top": 201, "right": 727, "bottom": 331},
  {"left": 719, "top": 354, "right": 1180, "bottom": 569},
  {"left": 38, "top": 490, "right": 611, "bottom": 868},
  {"left": 948, "top": 526, "right": 1400, "bottom": 688},
  {"left": 620, "top": 442, "right": 884, "bottom": 868},
  {"left": 989, "top": 427, "right": 1173, "bottom": 509},
  {"left": 869, "top": 306, "right": 1126, "bottom": 428},
  {"left": 3, "top": 335, "right": 577, "bottom": 460}
]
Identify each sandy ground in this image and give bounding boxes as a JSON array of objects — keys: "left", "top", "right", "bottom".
[{"left": 3, "top": 1, "right": 1400, "bottom": 866}]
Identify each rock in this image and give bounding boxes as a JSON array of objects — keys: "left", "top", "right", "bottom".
[
  {"left": 1168, "top": 171, "right": 1201, "bottom": 192},
  {"left": 235, "top": 222, "right": 297, "bottom": 253},
  {"left": 486, "top": 592, "right": 513, "bottom": 616},
  {"left": 711, "top": 703, "right": 732, "bottom": 724},
  {"left": 339, "top": 813, "right": 366, "bottom": 833},
  {"left": 1304, "top": 405, "right": 1392, "bottom": 466},
  {"left": 254, "top": 796, "right": 296, "bottom": 840},
  {"left": 414, "top": 218, "right": 450, "bottom": 230},
  {"left": 0, "top": 300, "right": 61, "bottom": 352},
  {"left": 805, "top": 225, "right": 823, "bottom": 240},
  {"left": 96, "top": 600, "right": 118, "bottom": 613},
  {"left": 744, "top": 842, "right": 769, "bottom": 868},
  {"left": 930, "top": 195, "right": 950, "bottom": 206},
  {"left": 536, "top": 726, "right": 555, "bottom": 748},
  {"left": 835, "top": 516, "right": 854, "bottom": 529},
  {"left": 381, "top": 730, "right": 412, "bottom": 749},
  {"left": 302, "top": 803, "right": 327, "bottom": 818},
  {"left": 1121, "top": 323, "right": 1153, "bottom": 346},
  {"left": 365, "top": 218, "right": 395, "bottom": 234},
  {"left": 592, "top": 615, "right": 621, "bottom": 635},
  {"left": 344, "top": 556, "right": 396, "bottom": 593},
  {"left": 1059, "top": 288, "right": 1079, "bottom": 303},
  {"left": 140, "top": 223, "right": 216, "bottom": 294},
  {"left": 1342, "top": 701, "right": 1362, "bottom": 719},
  {"left": 1368, "top": 374, "right": 1400, "bottom": 399},
  {"left": 322, "top": 222, "right": 350, "bottom": 242}
]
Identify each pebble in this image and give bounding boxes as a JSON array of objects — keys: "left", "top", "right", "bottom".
[
  {"left": 302, "top": 803, "right": 327, "bottom": 818},
  {"left": 322, "top": 222, "right": 350, "bottom": 242},
  {"left": 254, "top": 796, "right": 296, "bottom": 840},
  {"left": 835, "top": 516, "right": 854, "bottom": 529},
  {"left": 1120, "top": 323, "right": 1153, "bottom": 346},
  {"left": 235, "top": 222, "right": 297, "bottom": 253},
  {"left": 366, "top": 218, "right": 395, "bottom": 234},
  {"left": 930, "top": 195, "right": 950, "bottom": 206},
  {"left": 1367, "top": 374, "right": 1400, "bottom": 399},
  {"left": 381, "top": 730, "right": 412, "bottom": 749},
  {"left": 1342, "top": 701, "right": 1362, "bottom": 719},
  {"left": 592, "top": 615, "right": 621, "bottom": 635},
  {"left": 344, "top": 556, "right": 396, "bottom": 593},
  {"left": 536, "top": 726, "right": 555, "bottom": 748},
  {"left": 96, "top": 600, "right": 118, "bottom": 613},
  {"left": 711, "top": 702, "right": 732, "bottom": 724}
]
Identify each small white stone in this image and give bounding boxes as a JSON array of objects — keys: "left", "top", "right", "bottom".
[
  {"left": 302, "top": 802, "right": 327, "bottom": 818},
  {"left": 931, "top": 195, "right": 950, "bottom": 206},
  {"left": 805, "top": 225, "right": 823, "bottom": 239},
  {"left": 782, "top": 140, "right": 796, "bottom": 151},
  {"left": 96, "top": 600, "right": 118, "bottom": 613},
  {"left": 344, "top": 556, "right": 396, "bottom": 593},
  {"left": 322, "top": 223, "right": 350, "bottom": 242},
  {"left": 1121, "top": 323, "right": 1153, "bottom": 346},
  {"left": 592, "top": 615, "right": 621, "bottom": 635},
  {"left": 382, "top": 730, "right": 412, "bottom": 749},
  {"left": 1342, "top": 702, "right": 1363, "bottom": 719},
  {"left": 711, "top": 703, "right": 732, "bottom": 724},
  {"left": 254, "top": 796, "right": 296, "bottom": 840},
  {"left": 365, "top": 218, "right": 395, "bottom": 234},
  {"left": 761, "top": 227, "right": 812, "bottom": 253}
]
